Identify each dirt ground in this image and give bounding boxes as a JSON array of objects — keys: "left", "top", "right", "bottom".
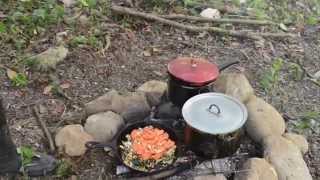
[{"left": 0, "top": 1, "right": 320, "bottom": 179}]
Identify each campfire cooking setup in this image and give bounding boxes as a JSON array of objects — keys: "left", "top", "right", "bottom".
[{"left": 86, "top": 57, "right": 254, "bottom": 179}]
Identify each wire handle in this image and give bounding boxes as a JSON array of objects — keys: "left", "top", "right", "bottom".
[{"left": 208, "top": 104, "right": 221, "bottom": 116}]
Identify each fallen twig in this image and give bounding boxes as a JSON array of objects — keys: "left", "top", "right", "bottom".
[
  {"left": 160, "top": 14, "right": 276, "bottom": 26},
  {"left": 111, "top": 5, "right": 297, "bottom": 40},
  {"left": 32, "top": 106, "right": 56, "bottom": 153},
  {"left": 49, "top": 73, "right": 73, "bottom": 101},
  {"left": 309, "top": 78, "right": 320, "bottom": 87},
  {"left": 53, "top": 110, "right": 86, "bottom": 132}
]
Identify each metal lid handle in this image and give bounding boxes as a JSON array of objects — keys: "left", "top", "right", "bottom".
[{"left": 208, "top": 104, "right": 221, "bottom": 116}]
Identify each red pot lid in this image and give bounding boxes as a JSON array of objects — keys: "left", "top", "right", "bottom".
[{"left": 168, "top": 57, "right": 219, "bottom": 86}]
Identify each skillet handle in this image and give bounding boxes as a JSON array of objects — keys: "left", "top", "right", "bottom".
[
  {"left": 218, "top": 61, "right": 240, "bottom": 72},
  {"left": 85, "top": 141, "right": 115, "bottom": 151}
]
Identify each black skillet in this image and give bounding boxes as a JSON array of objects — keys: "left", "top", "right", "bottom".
[{"left": 85, "top": 120, "right": 179, "bottom": 174}]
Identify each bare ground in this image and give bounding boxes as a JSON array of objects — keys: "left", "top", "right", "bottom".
[{"left": 0, "top": 13, "right": 319, "bottom": 180}]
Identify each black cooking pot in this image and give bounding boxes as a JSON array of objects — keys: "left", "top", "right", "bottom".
[
  {"left": 182, "top": 93, "right": 248, "bottom": 158},
  {"left": 85, "top": 120, "right": 180, "bottom": 174},
  {"left": 167, "top": 57, "right": 239, "bottom": 107}
]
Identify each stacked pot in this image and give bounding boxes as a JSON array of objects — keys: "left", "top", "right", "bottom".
[{"left": 167, "top": 57, "right": 247, "bottom": 158}]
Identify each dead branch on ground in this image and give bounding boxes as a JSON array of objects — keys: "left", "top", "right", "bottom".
[
  {"left": 160, "top": 14, "right": 276, "bottom": 26},
  {"left": 111, "top": 5, "right": 297, "bottom": 40},
  {"left": 32, "top": 106, "right": 56, "bottom": 153}
]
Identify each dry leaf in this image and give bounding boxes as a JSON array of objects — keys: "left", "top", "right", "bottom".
[
  {"left": 279, "top": 23, "right": 288, "bottom": 31},
  {"left": 7, "top": 68, "right": 17, "bottom": 80},
  {"left": 143, "top": 50, "right": 152, "bottom": 57},
  {"left": 43, "top": 85, "right": 53, "bottom": 95},
  {"left": 314, "top": 71, "right": 320, "bottom": 80},
  {"left": 152, "top": 47, "right": 161, "bottom": 53},
  {"left": 60, "top": 82, "right": 71, "bottom": 89}
]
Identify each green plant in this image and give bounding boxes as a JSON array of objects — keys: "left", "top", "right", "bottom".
[
  {"left": 56, "top": 160, "right": 73, "bottom": 178},
  {"left": 69, "top": 35, "right": 101, "bottom": 48},
  {"left": 22, "top": 57, "right": 38, "bottom": 67},
  {"left": 0, "top": 22, "right": 6, "bottom": 33},
  {"left": 232, "top": 0, "right": 241, "bottom": 6},
  {"left": 302, "top": 111, "right": 320, "bottom": 121},
  {"left": 182, "top": 0, "right": 197, "bottom": 7},
  {"left": 79, "top": 0, "right": 97, "bottom": 9},
  {"left": 2, "top": 0, "right": 64, "bottom": 50},
  {"left": 11, "top": 73, "right": 29, "bottom": 87},
  {"left": 260, "top": 58, "right": 284, "bottom": 92},
  {"left": 289, "top": 63, "right": 304, "bottom": 81},
  {"left": 295, "top": 111, "right": 320, "bottom": 130},
  {"left": 17, "top": 146, "right": 35, "bottom": 166},
  {"left": 247, "top": 0, "right": 268, "bottom": 19},
  {"left": 306, "top": 16, "right": 318, "bottom": 25},
  {"left": 70, "top": 35, "right": 88, "bottom": 47}
]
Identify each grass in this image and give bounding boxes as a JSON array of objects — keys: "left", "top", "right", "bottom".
[
  {"left": 0, "top": 0, "right": 64, "bottom": 50},
  {"left": 295, "top": 111, "right": 320, "bottom": 130},
  {"left": 260, "top": 58, "right": 284, "bottom": 92},
  {"left": 17, "top": 146, "right": 35, "bottom": 166},
  {"left": 56, "top": 160, "right": 73, "bottom": 178},
  {"left": 79, "top": 0, "right": 97, "bottom": 9},
  {"left": 6, "top": 68, "right": 29, "bottom": 87},
  {"left": 289, "top": 63, "right": 304, "bottom": 81},
  {"left": 69, "top": 35, "right": 101, "bottom": 48},
  {"left": 11, "top": 73, "right": 28, "bottom": 87}
]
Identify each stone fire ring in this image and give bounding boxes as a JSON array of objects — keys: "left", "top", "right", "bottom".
[{"left": 55, "top": 73, "right": 312, "bottom": 180}]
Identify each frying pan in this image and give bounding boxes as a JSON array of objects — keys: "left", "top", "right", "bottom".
[{"left": 85, "top": 120, "right": 179, "bottom": 174}]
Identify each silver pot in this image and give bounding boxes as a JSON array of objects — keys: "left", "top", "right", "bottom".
[{"left": 182, "top": 93, "right": 248, "bottom": 158}]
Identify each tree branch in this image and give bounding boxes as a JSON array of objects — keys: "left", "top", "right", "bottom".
[
  {"left": 33, "top": 106, "right": 56, "bottom": 153},
  {"left": 160, "top": 14, "right": 276, "bottom": 26},
  {"left": 111, "top": 5, "right": 297, "bottom": 40}
]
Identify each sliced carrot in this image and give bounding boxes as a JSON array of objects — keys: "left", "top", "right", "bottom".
[
  {"left": 131, "top": 129, "right": 141, "bottom": 140},
  {"left": 129, "top": 126, "right": 175, "bottom": 160},
  {"left": 142, "top": 133, "right": 154, "bottom": 140}
]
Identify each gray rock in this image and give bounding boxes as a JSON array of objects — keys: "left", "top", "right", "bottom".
[
  {"left": 55, "top": 125, "right": 93, "bottom": 157},
  {"left": 84, "top": 111, "right": 124, "bottom": 142},
  {"left": 200, "top": 8, "right": 221, "bottom": 19},
  {"left": 283, "top": 133, "right": 309, "bottom": 154},
  {"left": 85, "top": 91, "right": 151, "bottom": 122},
  {"left": 245, "top": 96, "right": 285, "bottom": 143},
  {"left": 234, "top": 158, "right": 278, "bottom": 180},
  {"left": 33, "top": 46, "right": 68, "bottom": 72},
  {"left": 121, "top": 92, "right": 151, "bottom": 122},
  {"left": 137, "top": 80, "right": 167, "bottom": 107},
  {"left": 85, "top": 90, "right": 124, "bottom": 116},
  {"left": 194, "top": 174, "right": 226, "bottom": 180},
  {"left": 263, "top": 136, "right": 312, "bottom": 180},
  {"left": 213, "top": 73, "right": 254, "bottom": 103}
]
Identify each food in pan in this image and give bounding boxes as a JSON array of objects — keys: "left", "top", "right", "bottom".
[{"left": 119, "top": 126, "right": 176, "bottom": 172}]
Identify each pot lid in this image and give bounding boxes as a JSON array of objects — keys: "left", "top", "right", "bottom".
[
  {"left": 182, "top": 93, "right": 248, "bottom": 135},
  {"left": 168, "top": 57, "right": 219, "bottom": 86}
]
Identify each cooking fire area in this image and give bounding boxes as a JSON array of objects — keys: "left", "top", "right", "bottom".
[
  {"left": 110, "top": 101, "right": 262, "bottom": 180},
  {"left": 55, "top": 57, "right": 310, "bottom": 180}
]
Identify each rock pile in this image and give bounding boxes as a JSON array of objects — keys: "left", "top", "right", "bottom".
[
  {"left": 55, "top": 81, "right": 166, "bottom": 156},
  {"left": 54, "top": 73, "right": 312, "bottom": 180},
  {"left": 213, "top": 72, "right": 311, "bottom": 180}
]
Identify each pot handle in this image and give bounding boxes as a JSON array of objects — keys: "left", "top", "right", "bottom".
[
  {"left": 85, "top": 141, "right": 115, "bottom": 151},
  {"left": 208, "top": 104, "right": 221, "bottom": 116},
  {"left": 218, "top": 61, "right": 240, "bottom": 72}
]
